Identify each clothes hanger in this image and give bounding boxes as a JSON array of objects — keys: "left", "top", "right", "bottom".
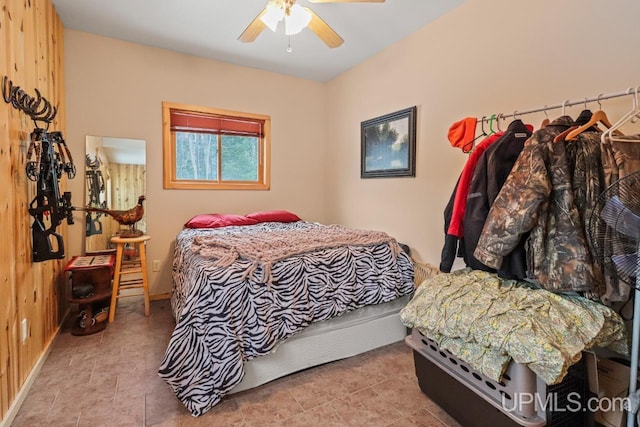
[
  {"left": 552, "top": 100, "right": 578, "bottom": 142},
  {"left": 511, "top": 110, "right": 522, "bottom": 125},
  {"left": 488, "top": 114, "right": 496, "bottom": 135},
  {"left": 567, "top": 90, "right": 634, "bottom": 141},
  {"left": 540, "top": 105, "right": 550, "bottom": 128},
  {"left": 553, "top": 125, "right": 578, "bottom": 143},
  {"left": 574, "top": 97, "right": 602, "bottom": 132},
  {"left": 603, "top": 86, "right": 640, "bottom": 143},
  {"left": 474, "top": 116, "right": 488, "bottom": 141},
  {"left": 480, "top": 116, "right": 488, "bottom": 137},
  {"left": 496, "top": 113, "right": 504, "bottom": 132},
  {"left": 565, "top": 104, "right": 616, "bottom": 141},
  {"left": 561, "top": 99, "right": 570, "bottom": 117},
  {"left": 468, "top": 116, "right": 489, "bottom": 146}
]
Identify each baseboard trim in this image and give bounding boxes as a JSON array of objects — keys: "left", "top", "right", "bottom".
[
  {"left": 0, "top": 310, "right": 68, "bottom": 427},
  {"left": 150, "top": 292, "right": 171, "bottom": 301}
]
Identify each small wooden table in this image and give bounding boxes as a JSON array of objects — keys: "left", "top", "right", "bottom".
[{"left": 64, "top": 255, "right": 115, "bottom": 335}]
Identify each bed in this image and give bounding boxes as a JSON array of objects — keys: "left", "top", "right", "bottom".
[{"left": 158, "top": 219, "right": 415, "bottom": 417}]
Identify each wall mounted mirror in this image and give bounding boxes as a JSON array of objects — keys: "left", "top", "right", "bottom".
[{"left": 85, "top": 136, "right": 146, "bottom": 253}]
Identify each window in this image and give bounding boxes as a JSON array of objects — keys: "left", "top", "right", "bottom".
[{"left": 162, "top": 102, "right": 270, "bottom": 190}]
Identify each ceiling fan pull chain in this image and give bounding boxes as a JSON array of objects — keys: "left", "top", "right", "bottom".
[{"left": 287, "top": 35, "right": 293, "bottom": 53}]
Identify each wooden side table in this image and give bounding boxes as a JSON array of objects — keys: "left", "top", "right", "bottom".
[{"left": 64, "top": 255, "right": 115, "bottom": 335}]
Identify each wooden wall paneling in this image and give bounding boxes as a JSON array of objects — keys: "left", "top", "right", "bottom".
[
  {"left": 36, "top": 0, "right": 49, "bottom": 346},
  {"left": 109, "top": 163, "right": 147, "bottom": 232},
  {"left": 0, "top": 0, "right": 66, "bottom": 422},
  {"left": 3, "top": 0, "right": 14, "bottom": 415},
  {"left": 0, "top": 106, "right": 10, "bottom": 414},
  {"left": 1, "top": 2, "right": 7, "bottom": 417},
  {"left": 29, "top": 0, "right": 44, "bottom": 370},
  {"left": 52, "top": 1, "right": 67, "bottom": 333},
  {"left": 86, "top": 224, "right": 114, "bottom": 252},
  {"left": 0, "top": 1, "right": 14, "bottom": 415},
  {"left": 36, "top": 1, "right": 49, "bottom": 344},
  {"left": 56, "top": 8, "right": 68, "bottom": 328},
  {"left": 16, "top": 0, "right": 38, "bottom": 387},
  {"left": 29, "top": 0, "right": 66, "bottom": 359},
  {"left": 5, "top": 0, "right": 26, "bottom": 413}
]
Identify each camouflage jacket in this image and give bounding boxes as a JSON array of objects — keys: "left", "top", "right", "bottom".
[
  {"left": 602, "top": 133, "right": 640, "bottom": 184},
  {"left": 474, "top": 116, "right": 595, "bottom": 293},
  {"left": 565, "top": 132, "right": 608, "bottom": 300}
]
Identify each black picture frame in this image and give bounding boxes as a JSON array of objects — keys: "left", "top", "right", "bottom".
[{"left": 361, "top": 106, "right": 417, "bottom": 178}]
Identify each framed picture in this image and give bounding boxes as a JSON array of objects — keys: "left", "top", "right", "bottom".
[{"left": 361, "top": 106, "right": 417, "bottom": 178}]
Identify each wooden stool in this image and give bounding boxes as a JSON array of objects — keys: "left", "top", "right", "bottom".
[{"left": 109, "top": 235, "right": 151, "bottom": 322}]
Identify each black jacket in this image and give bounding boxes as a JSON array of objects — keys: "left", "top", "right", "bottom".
[
  {"left": 439, "top": 175, "right": 462, "bottom": 272},
  {"left": 462, "top": 119, "right": 532, "bottom": 279}
]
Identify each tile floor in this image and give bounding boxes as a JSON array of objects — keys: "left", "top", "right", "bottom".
[{"left": 12, "top": 298, "right": 461, "bottom": 427}]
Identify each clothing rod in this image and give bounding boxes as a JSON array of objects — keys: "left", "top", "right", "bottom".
[{"left": 479, "top": 86, "right": 639, "bottom": 122}]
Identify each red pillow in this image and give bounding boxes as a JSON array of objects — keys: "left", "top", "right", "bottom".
[
  {"left": 184, "top": 213, "right": 258, "bottom": 229},
  {"left": 245, "top": 210, "right": 301, "bottom": 223}
]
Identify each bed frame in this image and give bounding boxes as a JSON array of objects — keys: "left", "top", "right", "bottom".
[{"left": 232, "top": 295, "right": 411, "bottom": 392}]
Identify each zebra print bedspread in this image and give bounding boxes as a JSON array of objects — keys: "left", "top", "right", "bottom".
[{"left": 158, "top": 221, "right": 415, "bottom": 416}]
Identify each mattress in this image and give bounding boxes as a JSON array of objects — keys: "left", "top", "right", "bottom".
[{"left": 159, "top": 221, "right": 415, "bottom": 416}]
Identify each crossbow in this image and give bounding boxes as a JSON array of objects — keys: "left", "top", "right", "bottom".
[
  {"left": 3, "top": 76, "right": 77, "bottom": 262},
  {"left": 85, "top": 154, "right": 106, "bottom": 236},
  {"left": 27, "top": 129, "right": 76, "bottom": 261}
]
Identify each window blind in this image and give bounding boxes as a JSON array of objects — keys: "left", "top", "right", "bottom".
[{"left": 170, "top": 109, "right": 264, "bottom": 137}]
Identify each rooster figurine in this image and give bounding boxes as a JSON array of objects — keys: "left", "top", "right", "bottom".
[{"left": 85, "top": 195, "right": 145, "bottom": 237}]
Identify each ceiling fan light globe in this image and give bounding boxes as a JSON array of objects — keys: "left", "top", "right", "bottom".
[
  {"left": 260, "top": 5, "right": 285, "bottom": 32},
  {"left": 284, "top": 4, "right": 311, "bottom": 35}
]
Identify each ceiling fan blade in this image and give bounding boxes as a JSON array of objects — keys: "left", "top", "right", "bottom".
[
  {"left": 308, "top": 0, "right": 384, "bottom": 2},
  {"left": 304, "top": 7, "right": 344, "bottom": 48},
  {"left": 238, "top": 9, "right": 268, "bottom": 43}
]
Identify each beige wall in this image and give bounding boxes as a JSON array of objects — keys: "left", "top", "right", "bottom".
[
  {"left": 64, "top": 31, "right": 327, "bottom": 295},
  {"left": 64, "top": 0, "right": 640, "bottom": 293},
  {"left": 325, "top": 0, "right": 640, "bottom": 266}
]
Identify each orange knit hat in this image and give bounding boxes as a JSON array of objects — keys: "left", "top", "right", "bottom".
[{"left": 448, "top": 117, "right": 477, "bottom": 153}]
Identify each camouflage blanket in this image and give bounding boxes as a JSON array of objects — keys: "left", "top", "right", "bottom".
[{"left": 400, "top": 269, "right": 628, "bottom": 385}]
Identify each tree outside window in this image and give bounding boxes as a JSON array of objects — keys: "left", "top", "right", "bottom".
[{"left": 163, "top": 102, "right": 270, "bottom": 190}]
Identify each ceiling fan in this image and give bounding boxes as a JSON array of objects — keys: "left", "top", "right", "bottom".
[{"left": 238, "top": 0, "right": 385, "bottom": 49}]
